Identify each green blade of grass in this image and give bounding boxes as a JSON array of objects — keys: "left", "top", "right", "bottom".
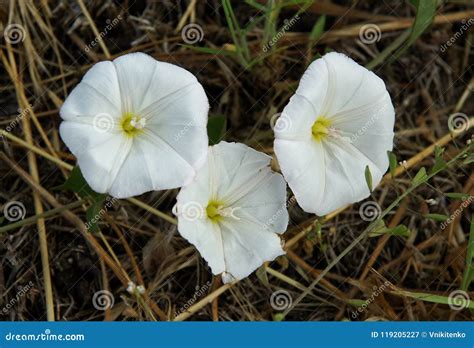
[
  {"left": 222, "top": 0, "right": 251, "bottom": 67},
  {"left": 389, "top": 0, "right": 436, "bottom": 62},
  {"left": 461, "top": 215, "right": 474, "bottom": 291},
  {"left": 392, "top": 289, "right": 474, "bottom": 309}
]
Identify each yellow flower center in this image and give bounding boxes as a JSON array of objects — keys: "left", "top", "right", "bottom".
[
  {"left": 312, "top": 116, "right": 332, "bottom": 142},
  {"left": 206, "top": 200, "right": 224, "bottom": 223},
  {"left": 121, "top": 112, "right": 146, "bottom": 137}
]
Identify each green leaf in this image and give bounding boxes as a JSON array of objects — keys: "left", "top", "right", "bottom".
[
  {"left": 425, "top": 213, "right": 449, "bottom": 222},
  {"left": 387, "top": 225, "right": 411, "bottom": 237},
  {"left": 273, "top": 313, "right": 286, "bottom": 321},
  {"left": 445, "top": 192, "right": 471, "bottom": 200},
  {"left": 63, "top": 166, "right": 108, "bottom": 232},
  {"left": 431, "top": 145, "right": 447, "bottom": 174},
  {"left": 434, "top": 145, "right": 445, "bottom": 158},
  {"left": 390, "top": 0, "right": 436, "bottom": 61},
  {"left": 388, "top": 151, "right": 398, "bottom": 178},
  {"left": 207, "top": 115, "right": 227, "bottom": 145},
  {"left": 309, "top": 15, "right": 326, "bottom": 42},
  {"left": 62, "top": 166, "right": 103, "bottom": 200},
  {"left": 256, "top": 265, "right": 270, "bottom": 287},
  {"left": 85, "top": 197, "right": 107, "bottom": 233},
  {"left": 461, "top": 215, "right": 474, "bottom": 291},
  {"left": 411, "top": 167, "right": 428, "bottom": 187},
  {"left": 431, "top": 157, "right": 447, "bottom": 174},
  {"left": 369, "top": 221, "right": 410, "bottom": 238},
  {"left": 365, "top": 165, "right": 373, "bottom": 193},
  {"left": 368, "top": 218, "right": 387, "bottom": 237}
]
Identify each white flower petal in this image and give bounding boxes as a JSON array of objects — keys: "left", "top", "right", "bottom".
[
  {"left": 274, "top": 52, "right": 395, "bottom": 215},
  {"left": 219, "top": 218, "right": 285, "bottom": 282},
  {"left": 318, "top": 138, "right": 383, "bottom": 215},
  {"left": 274, "top": 94, "right": 316, "bottom": 141},
  {"left": 175, "top": 141, "right": 288, "bottom": 283},
  {"left": 59, "top": 122, "right": 130, "bottom": 193},
  {"left": 274, "top": 138, "right": 326, "bottom": 213},
  {"left": 178, "top": 219, "right": 226, "bottom": 276},
  {"left": 233, "top": 172, "right": 289, "bottom": 234},
  {"left": 208, "top": 142, "right": 271, "bottom": 204},
  {"left": 112, "top": 52, "right": 157, "bottom": 113},
  {"left": 60, "top": 61, "right": 122, "bottom": 122}
]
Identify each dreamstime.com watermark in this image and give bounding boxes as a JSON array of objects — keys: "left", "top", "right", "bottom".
[
  {"left": 262, "top": 198, "right": 293, "bottom": 231},
  {"left": 2, "top": 281, "right": 34, "bottom": 314},
  {"left": 440, "top": 195, "right": 473, "bottom": 230},
  {"left": 84, "top": 197, "right": 118, "bottom": 230},
  {"left": 440, "top": 18, "right": 474, "bottom": 52},
  {"left": 4, "top": 329, "right": 85, "bottom": 342},
  {"left": 174, "top": 281, "right": 212, "bottom": 317},
  {"left": 351, "top": 281, "right": 391, "bottom": 319},
  {"left": 262, "top": 15, "right": 300, "bottom": 52},
  {"left": 173, "top": 121, "right": 194, "bottom": 142},
  {"left": 0, "top": 105, "right": 33, "bottom": 140},
  {"left": 85, "top": 15, "right": 122, "bottom": 52}
]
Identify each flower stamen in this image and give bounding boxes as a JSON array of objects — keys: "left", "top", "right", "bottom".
[
  {"left": 206, "top": 200, "right": 240, "bottom": 222},
  {"left": 312, "top": 116, "right": 332, "bottom": 142},
  {"left": 206, "top": 200, "right": 224, "bottom": 223},
  {"left": 121, "top": 112, "right": 146, "bottom": 137}
]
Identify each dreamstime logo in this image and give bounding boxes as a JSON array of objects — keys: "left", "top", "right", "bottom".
[
  {"left": 448, "top": 113, "right": 469, "bottom": 133},
  {"left": 174, "top": 201, "right": 205, "bottom": 221},
  {"left": 3, "top": 201, "right": 26, "bottom": 222},
  {"left": 270, "top": 290, "right": 292, "bottom": 311},
  {"left": 359, "top": 201, "right": 381, "bottom": 222},
  {"left": 93, "top": 113, "right": 115, "bottom": 133},
  {"left": 92, "top": 290, "right": 115, "bottom": 311},
  {"left": 270, "top": 113, "right": 292, "bottom": 132},
  {"left": 359, "top": 24, "right": 382, "bottom": 44},
  {"left": 181, "top": 24, "right": 204, "bottom": 44},
  {"left": 448, "top": 290, "right": 470, "bottom": 311},
  {"left": 3, "top": 24, "right": 26, "bottom": 44}
]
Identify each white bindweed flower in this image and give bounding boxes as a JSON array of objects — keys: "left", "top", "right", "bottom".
[
  {"left": 174, "top": 141, "right": 289, "bottom": 283},
  {"left": 274, "top": 52, "right": 395, "bottom": 216},
  {"left": 60, "top": 52, "right": 209, "bottom": 198}
]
